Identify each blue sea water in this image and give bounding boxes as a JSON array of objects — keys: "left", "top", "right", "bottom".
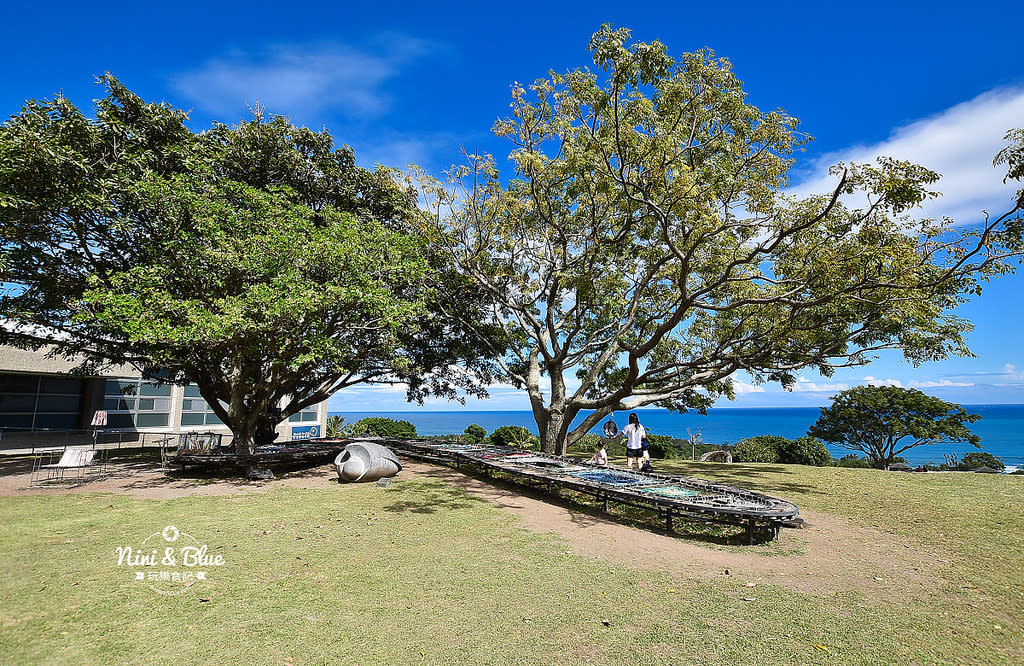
[{"left": 330, "top": 405, "right": 1024, "bottom": 471}]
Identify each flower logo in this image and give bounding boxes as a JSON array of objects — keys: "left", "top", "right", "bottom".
[{"left": 161, "top": 526, "right": 180, "bottom": 542}]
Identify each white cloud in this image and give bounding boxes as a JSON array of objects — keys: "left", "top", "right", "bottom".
[
  {"left": 862, "top": 376, "right": 904, "bottom": 387},
  {"left": 907, "top": 378, "right": 974, "bottom": 388},
  {"left": 790, "top": 87, "right": 1024, "bottom": 223},
  {"left": 731, "top": 379, "right": 765, "bottom": 393},
  {"left": 171, "top": 36, "right": 434, "bottom": 120},
  {"left": 1001, "top": 363, "right": 1024, "bottom": 381},
  {"left": 791, "top": 377, "right": 849, "bottom": 392}
]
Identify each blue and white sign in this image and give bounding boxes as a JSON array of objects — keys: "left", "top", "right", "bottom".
[{"left": 291, "top": 425, "right": 321, "bottom": 441}]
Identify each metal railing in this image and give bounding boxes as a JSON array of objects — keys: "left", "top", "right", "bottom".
[{"left": 0, "top": 426, "right": 235, "bottom": 455}]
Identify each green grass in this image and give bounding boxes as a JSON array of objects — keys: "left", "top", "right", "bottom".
[{"left": 1, "top": 463, "right": 1022, "bottom": 664}]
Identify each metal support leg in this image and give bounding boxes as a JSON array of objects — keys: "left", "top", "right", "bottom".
[
  {"left": 666, "top": 510, "right": 673, "bottom": 532},
  {"left": 747, "top": 519, "right": 755, "bottom": 545}
]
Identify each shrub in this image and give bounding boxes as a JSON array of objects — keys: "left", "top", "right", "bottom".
[
  {"left": 778, "top": 436, "right": 831, "bottom": 466},
  {"left": 959, "top": 451, "right": 1005, "bottom": 471},
  {"left": 488, "top": 425, "right": 539, "bottom": 449},
  {"left": 463, "top": 424, "right": 487, "bottom": 445},
  {"left": 645, "top": 434, "right": 677, "bottom": 459},
  {"left": 325, "top": 415, "right": 348, "bottom": 437},
  {"left": 349, "top": 417, "right": 417, "bottom": 438},
  {"left": 733, "top": 435, "right": 786, "bottom": 463}
]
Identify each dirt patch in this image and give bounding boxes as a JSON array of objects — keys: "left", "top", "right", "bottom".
[{"left": 0, "top": 456, "right": 949, "bottom": 598}]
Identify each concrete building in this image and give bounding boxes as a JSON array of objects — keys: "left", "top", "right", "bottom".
[{"left": 0, "top": 345, "right": 327, "bottom": 450}]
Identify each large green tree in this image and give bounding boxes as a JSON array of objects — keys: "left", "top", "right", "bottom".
[
  {"left": 0, "top": 76, "right": 497, "bottom": 454},
  {"left": 808, "top": 385, "right": 981, "bottom": 469},
  {"left": 418, "top": 25, "right": 1024, "bottom": 455}
]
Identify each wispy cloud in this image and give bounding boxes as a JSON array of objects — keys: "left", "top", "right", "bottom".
[
  {"left": 171, "top": 35, "right": 436, "bottom": 120},
  {"left": 791, "top": 87, "right": 1024, "bottom": 222},
  {"left": 791, "top": 377, "right": 849, "bottom": 392}
]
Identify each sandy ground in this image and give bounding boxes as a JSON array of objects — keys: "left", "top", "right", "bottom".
[{"left": 1, "top": 456, "right": 950, "bottom": 599}]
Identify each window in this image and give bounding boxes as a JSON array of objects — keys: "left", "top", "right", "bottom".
[
  {"left": 179, "top": 386, "right": 224, "bottom": 428},
  {"left": 288, "top": 405, "right": 320, "bottom": 423},
  {"left": 103, "top": 378, "right": 171, "bottom": 429},
  {"left": 0, "top": 372, "right": 84, "bottom": 430}
]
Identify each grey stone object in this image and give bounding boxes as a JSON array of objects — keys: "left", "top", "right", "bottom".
[{"left": 334, "top": 441, "right": 403, "bottom": 483}]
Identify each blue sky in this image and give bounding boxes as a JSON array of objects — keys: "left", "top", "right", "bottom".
[{"left": 3, "top": 1, "right": 1023, "bottom": 410}]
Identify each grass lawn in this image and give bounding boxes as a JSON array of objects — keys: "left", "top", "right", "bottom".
[{"left": 0, "top": 458, "right": 1021, "bottom": 664}]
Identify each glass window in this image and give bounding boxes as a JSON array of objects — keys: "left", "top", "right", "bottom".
[
  {"left": 0, "top": 395, "right": 37, "bottom": 411},
  {"left": 33, "top": 413, "right": 80, "bottom": 429},
  {"left": 139, "top": 383, "right": 172, "bottom": 397},
  {"left": 0, "top": 414, "right": 34, "bottom": 428},
  {"left": 39, "top": 377, "right": 82, "bottom": 394},
  {"left": 184, "top": 386, "right": 203, "bottom": 398},
  {"left": 180, "top": 413, "right": 205, "bottom": 426},
  {"left": 0, "top": 374, "right": 39, "bottom": 393},
  {"left": 35, "top": 395, "right": 81, "bottom": 412},
  {"left": 104, "top": 398, "right": 135, "bottom": 412},
  {"left": 138, "top": 398, "right": 154, "bottom": 411},
  {"left": 136, "top": 413, "right": 169, "bottom": 427},
  {"left": 105, "top": 379, "right": 138, "bottom": 395},
  {"left": 108, "top": 413, "right": 136, "bottom": 429},
  {"left": 302, "top": 411, "right": 317, "bottom": 422},
  {"left": 204, "top": 413, "right": 223, "bottom": 426},
  {"left": 182, "top": 400, "right": 193, "bottom": 411}
]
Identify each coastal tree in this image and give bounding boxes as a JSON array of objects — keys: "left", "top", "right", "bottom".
[
  {"left": 417, "top": 25, "right": 1024, "bottom": 455},
  {"left": 0, "top": 76, "right": 499, "bottom": 455},
  {"left": 808, "top": 385, "right": 981, "bottom": 469}
]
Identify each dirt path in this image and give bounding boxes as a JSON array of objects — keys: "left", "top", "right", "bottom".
[{"left": 1, "top": 457, "right": 949, "bottom": 599}]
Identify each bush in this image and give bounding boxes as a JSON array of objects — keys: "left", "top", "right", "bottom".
[
  {"left": 959, "top": 451, "right": 1005, "bottom": 471},
  {"left": 778, "top": 436, "right": 831, "bottom": 466},
  {"left": 488, "top": 425, "right": 539, "bottom": 449},
  {"left": 733, "top": 435, "right": 785, "bottom": 463},
  {"left": 349, "top": 417, "right": 417, "bottom": 438},
  {"left": 646, "top": 434, "right": 677, "bottom": 459},
  {"left": 463, "top": 424, "right": 487, "bottom": 445}
]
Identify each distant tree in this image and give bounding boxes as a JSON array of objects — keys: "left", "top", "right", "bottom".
[
  {"left": 733, "top": 436, "right": 785, "bottom": 464},
  {"left": 489, "top": 425, "right": 539, "bottom": 449},
  {"left": 959, "top": 451, "right": 1005, "bottom": 471},
  {"left": 834, "top": 454, "right": 874, "bottom": 469},
  {"left": 325, "top": 415, "right": 349, "bottom": 438},
  {"left": 417, "top": 25, "right": 1024, "bottom": 455},
  {"left": 463, "top": 424, "right": 487, "bottom": 444},
  {"left": 0, "top": 76, "right": 498, "bottom": 455},
  {"left": 777, "top": 436, "right": 832, "bottom": 466},
  {"left": 350, "top": 417, "right": 417, "bottom": 438},
  {"left": 809, "top": 386, "right": 981, "bottom": 469}
]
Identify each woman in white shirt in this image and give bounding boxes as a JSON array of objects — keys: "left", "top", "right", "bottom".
[{"left": 617, "top": 413, "right": 648, "bottom": 470}]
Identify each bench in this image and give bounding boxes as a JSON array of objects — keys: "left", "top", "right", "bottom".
[{"left": 30, "top": 447, "right": 105, "bottom": 486}]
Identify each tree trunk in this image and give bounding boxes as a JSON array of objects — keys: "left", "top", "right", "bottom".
[{"left": 540, "top": 411, "right": 566, "bottom": 455}]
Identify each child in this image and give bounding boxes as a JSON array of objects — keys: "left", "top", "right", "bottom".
[{"left": 591, "top": 442, "right": 608, "bottom": 466}]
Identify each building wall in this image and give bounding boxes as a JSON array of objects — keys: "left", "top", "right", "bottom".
[{"left": 0, "top": 346, "right": 327, "bottom": 444}]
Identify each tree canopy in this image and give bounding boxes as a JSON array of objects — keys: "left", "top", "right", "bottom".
[
  {"left": 0, "top": 76, "right": 497, "bottom": 453},
  {"left": 808, "top": 385, "right": 981, "bottom": 468},
  {"left": 417, "top": 25, "right": 1024, "bottom": 455}
]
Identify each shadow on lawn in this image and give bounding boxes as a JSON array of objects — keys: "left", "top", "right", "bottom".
[
  {"left": 425, "top": 462, "right": 775, "bottom": 547},
  {"left": 382, "top": 481, "right": 483, "bottom": 514}
]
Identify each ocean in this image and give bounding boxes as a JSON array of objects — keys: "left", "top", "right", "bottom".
[{"left": 329, "top": 404, "right": 1024, "bottom": 471}]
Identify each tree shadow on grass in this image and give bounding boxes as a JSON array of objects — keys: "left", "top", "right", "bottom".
[
  {"left": 381, "top": 480, "right": 483, "bottom": 514},
  {"left": 418, "top": 462, "right": 775, "bottom": 547}
]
